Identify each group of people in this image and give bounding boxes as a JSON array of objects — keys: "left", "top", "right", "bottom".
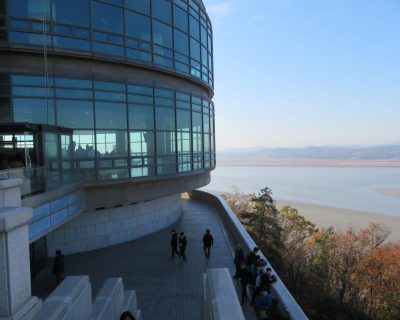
[
  {"left": 170, "top": 229, "right": 188, "bottom": 262},
  {"left": 233, "top": 245, "right": 278, "bottom": 319},
  {"left": 170, "top": 228, "right": 214, "bottom": 262}
]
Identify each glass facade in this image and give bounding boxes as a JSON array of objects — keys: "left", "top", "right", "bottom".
[
  {"left": 3, "top": 74, "right": 215, "bottom": 182},
  {"left": 1, "top": 0, "right": 214, "bottom": 88}
]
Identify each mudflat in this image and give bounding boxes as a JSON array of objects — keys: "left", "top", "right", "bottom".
[{"left": 276, "top": 199, "right": 400, "bottom": 242}]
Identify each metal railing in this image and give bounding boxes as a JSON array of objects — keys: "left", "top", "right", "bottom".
[
  {"left": 0, "top": 167, "right": 83, "bottom": 198},
  {"left": 189, "top": 190, "right": 309, "bottom": 320}
]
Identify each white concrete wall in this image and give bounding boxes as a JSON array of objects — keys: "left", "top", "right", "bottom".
[{"left": 46, "top": 194, "right": 182, "bottom": 255}]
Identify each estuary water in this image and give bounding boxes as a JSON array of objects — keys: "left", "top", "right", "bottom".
[{"left": 205, "top": 166, "right": 400, "bottom": 218}]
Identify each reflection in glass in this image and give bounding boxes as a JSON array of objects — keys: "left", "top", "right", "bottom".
[
  {"left": 52, "top": 0, "right": 89, "bottom": 26},
  {"left": 156, "top": 131, "right": 176, "bottom": 155},
  {"left": 125, "top": 0, "right": 150, "bottom": 15},
  {"left": 72, "top": 130, "right": 95, "bottom": 158},
  {"left": 91, "top": 1, "right": 123, "bottom": 33},
  {"left": 152, "top": 20, "right": 172, "bottom": 49},
  {"left": 125, "top": 11, "right": 151, "bottom": 41},
  {"left": 156, "top": 107, "right": 175, "bottom": 131},
  {"left": 95, "top": 102, "right": 127, "bottom": 129},
  {"left": 57, "top": 100, "right": 94, "bottom": 129},
  {"left": 129, "top": 104, "right": 154, "bottom": 130},
  {"left": 152, "top": 0, "right": 171, "bottom": 24},
  {"left": 130, "top": 131, "right": 154, "bottom": 156},
  {"left": 96, "top": 131, "right": 127, "bottom": 157},
  {"left": 13, "top": 98, "right": 55, "bottom": 125}
]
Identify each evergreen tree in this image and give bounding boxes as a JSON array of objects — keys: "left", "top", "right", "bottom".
[{"left": 240, "top": 187, "right": 283, "bottom": 256}]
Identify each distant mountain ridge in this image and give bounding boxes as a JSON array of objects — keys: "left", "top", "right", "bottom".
[{"left": 218, "top": 145, "right": 400, "bottom": 160}]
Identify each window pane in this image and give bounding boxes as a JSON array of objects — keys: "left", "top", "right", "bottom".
[
  {"left": 72, "top": 130, "right": 95, "bottom": 158},
  {"left": 174, "top": 29, "right": 188, "bottom": 55},
  {"left": 9, "top": 32, "right": 51, "bottom": 46},
  {"left": 152, "top": 0, "right": 171, "bottom": 24},
  {"left": 56, "top": 87, "right": 91, "bottom": 100},
  {"left": 94, "top": 81, "right": 125, "bottom": 92},
  {"left": 95, "top": 102, "right": 127, "bottom": 129},
  {"left": 192, "top": 111, "right": 201, "bottom": 132},
  {"left": 52, "top": 0, "right": 89, "bottom": 26},
  {"left": 91, "top": 1, "right": 123, "bottom": 33},
  {"left": 125, "top": 11, "right": 151, "bottom": 41},
  {"left": 156, "top": 107, "right": 174, "bottom": 131},
  {"left": 55, "top": 77, "right": 92, "bottom": 89},
  {"left": 56, "top": 100, "right": 94, "bottom": 129},
  {"left": 173, "top": 5, "right": 188, "bottom": 32},
  {"left": 96, "top": 131, "right": 127, "bottom": 157},
  {"left": 130, "top": 131, "right": 154, "bottom": 156},
  {"left": 189, "top": 15, "right": 199, "bottom": 40},
  {"left": 190, "top": 38, "right": 200, "bottom": 61},
  {"left": 8, "top": 0, "right": 50, "bottom": 19},
  {"left": 125, "top": 0, "right": 150, "bottom": 15},
  {"left": 129, "top": 104, "right": 154, "bottom": 130},
  {"left": 13, "top": 98, "right": 55, "bottom": 125},
  {"left": 156, "top": 132, "right": 176, "bottom": 155},
  {"left": 152, "top": 20, "right": 172, "bottom": 49},
  {"left": 203, "top": 113, "right": 210, "bottom": 133},
  {"left": 53, "top": 36, "right": 91, "bottom": 51},
  {"left": 128, "top": 85, "right": 153, "bottom": 95},
  {"left": 177, "top": 109, "right": 190, "bottom": 132},
  {"left": 93, "top": 42, "right": 124, "bottom": 57}
]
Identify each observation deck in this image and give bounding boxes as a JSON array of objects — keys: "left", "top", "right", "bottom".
[{"left": 32, "top": 193, "right": 308, "bottom": 319}]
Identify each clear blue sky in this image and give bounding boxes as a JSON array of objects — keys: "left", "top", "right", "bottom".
[{"left": 203, "top": 0, "right": 400, "bottom": 150}]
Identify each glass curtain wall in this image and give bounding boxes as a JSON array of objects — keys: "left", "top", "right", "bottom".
[
  {"left": 8, "top": 74, "right": 215, "bottom": 182},
  {"left": 4, "top": 0, "right": 214, "bottom": 87}
]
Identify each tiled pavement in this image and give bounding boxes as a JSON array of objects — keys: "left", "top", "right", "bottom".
[{"left": 32, "top": 197, "right": 257, "bottom": 319}]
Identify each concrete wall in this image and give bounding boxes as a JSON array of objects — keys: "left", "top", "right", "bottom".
[
  {"left": 202, "top": 268, "right": 245, "bottom": 320},
  {"left": 189, "top": 190, "right": 309, "bottom": 320},
  {"left": 46, "top": 194, "right": 182, "bottom": 255}
]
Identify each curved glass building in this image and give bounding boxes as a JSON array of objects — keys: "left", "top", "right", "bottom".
[{"left": 0, "top": 0, "right": 215, "bottom": 259}]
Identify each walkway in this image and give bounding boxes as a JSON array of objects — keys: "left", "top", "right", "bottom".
[{"left": 32, "top": 197, "right": 257, "bottom": 319}]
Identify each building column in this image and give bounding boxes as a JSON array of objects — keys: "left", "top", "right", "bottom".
[{"left": 0, "top": 179, "right": 41, "bottom": 320}]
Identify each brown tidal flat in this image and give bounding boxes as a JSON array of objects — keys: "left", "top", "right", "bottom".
[
  {"left": 375, "top": 187, "right": 400, "bottom": 198},
  {"left": 276, "top": 199, "right": 400, "bottom": 242}
]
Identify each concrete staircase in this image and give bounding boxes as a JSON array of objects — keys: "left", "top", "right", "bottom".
[{"left": 34, "top": 276, "right": 141, "bottom": 320}]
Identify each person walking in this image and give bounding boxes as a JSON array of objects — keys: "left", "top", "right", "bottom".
[
  {"left": 52, "top": 249, "right": 64, "bottom": 285},
  {"left": 170, "top": 229, "right": 180, "bottom": 259},
  {"left": 202, "top": 229, "right": 214, "bottom": 259},
  {"left": 179, "top": 232, "right": 187, "bottom": 263}
]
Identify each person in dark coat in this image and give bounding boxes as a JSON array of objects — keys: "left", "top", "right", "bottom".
[
  {"left": 238, "top": 262, "right": 252, "bottom": 304},
  {"left": 52, "top": 249, "right": 64, "bottom": 285},
  {"left": 170, "top": 229, "right": 180, "bottom": 259},
  {"left": 246, "top": 246, "right": 259, "bottom": 268},
  {"left": 233, "top": 244, "right": 245, "bottom": 278},
  {"left": 120, "top": 310, "right": 136, "bottom": 320},
  {"left": 179, "top": 232, "right": 187, "bottom": 262},
  {"left": 202, "top": 229, "right": 214, "bottom": 259}
]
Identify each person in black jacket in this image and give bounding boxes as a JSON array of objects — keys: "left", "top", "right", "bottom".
[
  {"left": 233, "top": 244, "right": 245, "bottom": 278},
  {"left": 202, "top": 229, "right": 214, "bottom": 259},
  {"left": 170, "top": 229, "right": 180, "bottom": 259},
  {"left": 179, "top": 232, "right": 187, "bottom": 262},
  {"left": 52, "top": 250, "right": 64, "bottom": 285},
  {"left": 238, "top": 262, "right": 252, "bottom": 304}
]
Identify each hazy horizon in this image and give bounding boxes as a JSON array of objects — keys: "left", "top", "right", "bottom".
[
  {"left": 217, "top": 141, "right": 400, "bottom": 152},
  {"left": 204, "top": 0, "right": 400, "bottom": 150}
]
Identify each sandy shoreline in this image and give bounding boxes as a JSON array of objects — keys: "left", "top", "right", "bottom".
[
  {"left": 375, "top": 187, "right": 400, "bottom": 198},
  {"left": 276, "top": 199, "right": 400, "bottom": 241}
]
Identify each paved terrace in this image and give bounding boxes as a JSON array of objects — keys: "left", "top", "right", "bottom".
[{"left": 32, "top": 196, "right": 258, "bottom": 320}]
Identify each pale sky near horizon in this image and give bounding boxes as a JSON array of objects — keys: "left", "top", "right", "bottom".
[{"left": 203, "top": 0, "right": 400, "bottom": 150}]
